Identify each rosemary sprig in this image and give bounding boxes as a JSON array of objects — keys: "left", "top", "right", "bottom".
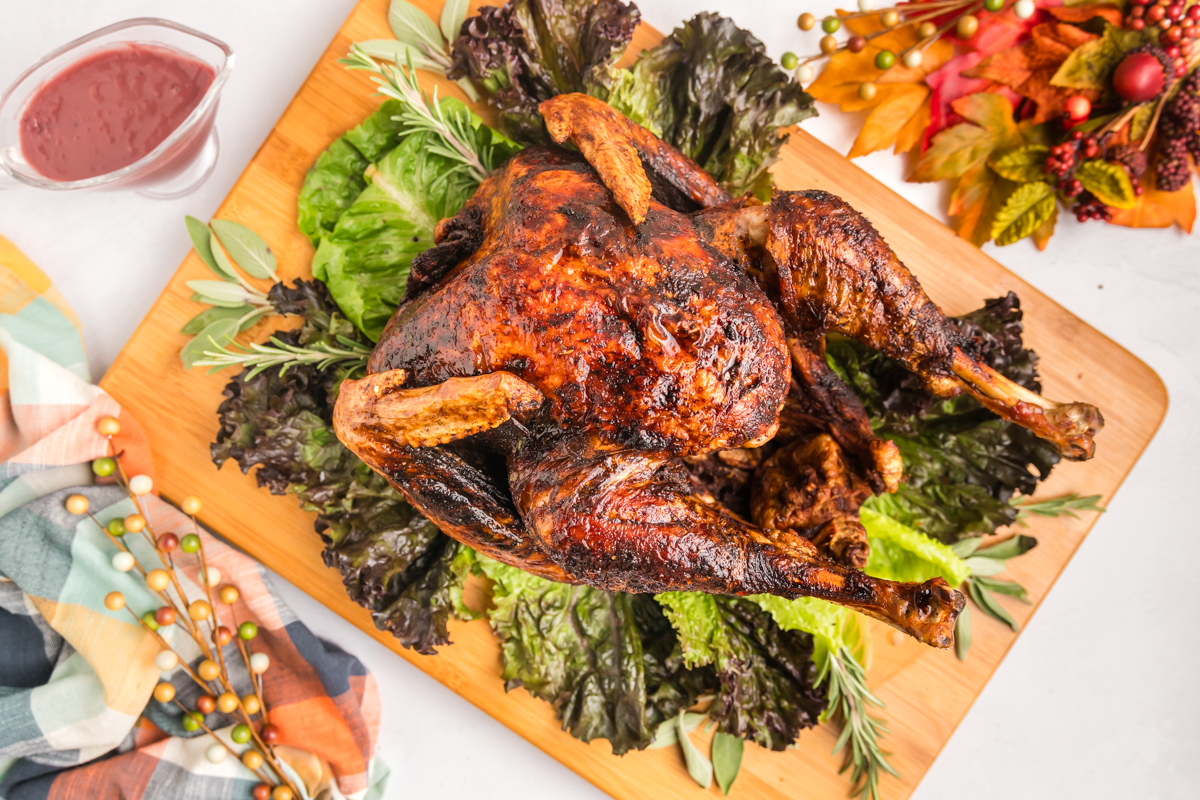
[
  {"left": 822, "top": 647, "right": 898, "bottom": 800},
  {"left": 341, "top": 45, "right": 495, "bottom": 182},
  {"left": 1011, "top": 493, "right": 1105, "bottom": 522},
  {"left": 193, "top": 334, "right": 370, "bottom": 380}
]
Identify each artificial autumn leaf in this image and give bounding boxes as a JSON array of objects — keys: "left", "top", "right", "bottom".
[
  {"left": 1052, "top": 23, "right": 1152, "bottom": 93},
  {"left": 1031, "top": 204, "right": 1057, "bottom": 250},
  {"left": 1075, "top": 159, "right": 1136, "bottom": 208},
  {"left": 1048, "top": 5, "right": 1125, "bottom": 25},
  {"left": 989, "top": 143, "right": 1052, "bottom": 182},
  {"left": 1109, "top": 173, "right": 1197, "bottom": 232},
  {"left": 992, "top": 180, "right": 1056, "bottom": 245},
  {"left": 965, "top": 21, "right": 1100, "bottom": 123},
  {"left": 808, "top": 12, "right": 953, "bottom": 157},
  {"left": 960, "top": 0, "right": 1057, "bottom": 57}
]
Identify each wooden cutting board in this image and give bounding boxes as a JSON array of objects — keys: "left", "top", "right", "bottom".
[{"left": 100, "top": 1, "right": 1167, "bottom": 797}]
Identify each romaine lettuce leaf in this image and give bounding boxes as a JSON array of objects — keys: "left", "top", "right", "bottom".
[
  {"left": 859, "top": 507, "right": 970, "bottom": 587},
  {"left": 297, "top": 101, "right": 406, "bottom": 246},
  {"left": 311, "top": 131, "right": 478, "bottom": 340}
]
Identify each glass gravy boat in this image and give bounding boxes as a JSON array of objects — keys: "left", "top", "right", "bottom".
[{"left": 0, "top": 18, "right": 234, "bottom": 198}]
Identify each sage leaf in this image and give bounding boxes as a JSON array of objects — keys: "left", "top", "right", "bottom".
[
  {"left": 975, "top": 534, "right": 1037, "bottom": 561},
  {"left": 181, "top": 318, "right": 239, "bottom": 369},
  {"left": 677, "top": 711, "right": 713, "bottom": 789},
  {"left": 211, "top": 219, "right": 279, "bottom": 280},
  {"left": 989, "top": 144, "right": 1050, "bottom": 183},
  {"left": 974, "top": 575, "right": 1030, "bottom": 603},
  {"left": 185, "top": 215, "right": 231, "bottom": 279},
  {"left": 991, "top": 181, "right": 1056, "bottom": 246},
  {"left": 954, "top": 602, "right": 972, "bottom": 661},
  {"left": 186, "top": 280, "right": 257, "bottom": 307},
  {"left": 389, "top": 0, "right": 444, "bottom": 52},
  {"left": 355, "top": 39, "right": 442, "bottom": 72},
  {"left": 712, "top": 732, "right": 744, "bottom": 796},
  {"left": 964, "top": 556, "right": 1007, "bottom": 576},
  {"left": 950, "top": 536, "right": 983, "bottom": 559},
  {"left": 440, "top": 0, "right": 469, "bottom": 44},
  {"left": 181, "top": 304, "right": 258, "bottom": 335},
  {"left": 968, "top": 579, "right": 1019, "bottom": 632},
  {"left": 1076, "top": 159, "right": 1136, "bottom": 209},
  {"left": 649, "top": 712, "right": 706, "bottom": 748}
]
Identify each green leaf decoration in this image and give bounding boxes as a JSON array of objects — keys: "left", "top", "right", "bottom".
[
  {"left": 181, "top": 305, "right": 258, "bottom": 335},
  {"left": 964, "top": 556, "right": 1006, "bottom": 576},
  {"left": 973, "top": 575, "right": 1030, "bottom": 603},
  {"left": 388, "top": 0, "right": 444, "bottom": 52},
  {"left": 712, "top": 732, "right": 745, "bottom": 796},
  {"left": 954, "top": 602, "right": 972, "bottom": 661},
  {"left": 648, "top": 712, "right": 706, "bottom": 749},
  {"left": 355, "top": 39, "right": 442, "bottom": 72},
  {"left": 988, "top": 144, "right": 1051, "bottom": 183},
  {"left": 439, "top": 0, "right": 468, "bottom": 44},
  {"left": 1051, "top": 23, "right": 1150, "bottom": 91},
  {"left": 1013, "top": 493, "right": 1105, "bottom": 521},
  {"left": 967, "top": 579, "right": 1019, "bottom": 632},
  {"left": 1075, "top": 159, "right": 1136, "bottom": 209},
  {"left": 184, "top": 215, "right": 230, "bottom": 279},
  {"left": 185, "top": 280, "right": 257, "bottom": 308},
  {"left": 991, "top": 181, "right": 1056, "bottom": 246},
  {"left": 677, "top": 710, "right": 713, "bottom": 789},
  {"left": 211, "top": 219, "right": 279, "bottom": 280},
  {"left": 1130, "top": 103, "right": 1155, "bottom": 142},
  {"left": 181, "top": 317, "right": 240, "bottom": 369},
  {"left": 975, "top": 534, "right": 1038, "bottom": 561}
]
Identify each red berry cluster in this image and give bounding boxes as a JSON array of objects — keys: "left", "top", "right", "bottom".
[
  {"left": 1043, "top": 130, "right": 1107, "bottom": 200},
  {"left": 1072, "top": 192, "right": 1112, "bottom": 223},
  {"left": 1126, "top": 0, "right": 1199, "bottom": 74}
]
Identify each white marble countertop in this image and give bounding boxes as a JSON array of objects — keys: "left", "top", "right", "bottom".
[{"left": 2, "top": 1, "right": 1197, "bottom": 798}]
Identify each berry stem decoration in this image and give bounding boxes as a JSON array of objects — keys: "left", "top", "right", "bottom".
[
  {"left": 66, "top": 416, "right": 299, "bottom": 800},
  {"left": 783, "top": 0, "right": 1200, "bottom": 246}
]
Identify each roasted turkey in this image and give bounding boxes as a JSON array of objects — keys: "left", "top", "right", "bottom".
[{"left": 333, "top": 94, "right": 1103, "bottom": 648}]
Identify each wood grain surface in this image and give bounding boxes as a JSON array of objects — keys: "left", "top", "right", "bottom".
[{"left": 99, "top": 1, "right": 1168, "bottom": 797}]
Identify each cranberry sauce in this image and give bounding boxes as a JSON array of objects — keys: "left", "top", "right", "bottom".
[{"left": 19, "top": 43, "right": 215, "bottom": 182}]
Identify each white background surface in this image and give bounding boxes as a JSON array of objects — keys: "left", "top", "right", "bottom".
[{"left": 1, "top": 1, "right": 1198, "bottom": 798}]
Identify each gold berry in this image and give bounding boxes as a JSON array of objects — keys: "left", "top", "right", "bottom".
[
  {"left": 145, "top": 569, "right": 170, "bottom": 592},
  {"left": 820, "top": 34, "right": 838, "bottom": 54},
  {"left": 858, "top": 82, "right": 878, "bottom": 101},
  {"left": 189, "top": 600, "right": 212, "bottom": 621},
  {"left": 181, "top": 495, "right": 203, "bottom": 515},
  {"left": 218, "top": 585, "right": 240, "bottom": 605},
  {"left": 242, "top": 749, "right": 264, "bottom": 771},
  {"left": 956, "top": 14, "right": 979, "bottom": 39},
  {"left": 104, "top": 591, "right": 126, "bottom": 611},
  {"left": 197, "top": 659, "right": 221, "bottom": 681},
  {"left": 96, "top": 416, "right": 121, "bottom": 436},
  {"left": 881, "top": 9, "right": 900, "bottom": 26},
  {"left": 66, "top": 494, "right": 89, "bottom": 515},
  {"left": 241, "top": 694, "right": 262, "bottom": 715},
  {"left": 271, "top": 787, "right": 294, "bottom": 800},
  {"left": 798, "top": 12, "right": 816, "bottom": 30},
  {"left": 217, "top": 692, "right": 239, "bottom": 713},
  {"left": 917, "top": 21, "right": 937, "bottom": 38},
  {"left": 153, "top": 682, "right": 176, "bottom": 702},
  {"left": 124, "top": 514, "right": 146, "bottom": 533}
]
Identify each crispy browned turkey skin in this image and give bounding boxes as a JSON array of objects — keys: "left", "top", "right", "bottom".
[{"left": 334, "top": 94, "right": 1104, "bottom": 648}]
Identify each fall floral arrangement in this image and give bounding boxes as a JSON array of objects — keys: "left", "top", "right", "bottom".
[{"left": 787, "top": 0, "right": 1199, "bottom": 247}]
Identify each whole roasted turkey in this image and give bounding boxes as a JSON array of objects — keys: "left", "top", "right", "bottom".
[{"left": 333, "top": 94, "right": 1103, "bottom": 648}]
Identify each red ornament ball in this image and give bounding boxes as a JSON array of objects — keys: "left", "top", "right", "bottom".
[
  {"left": 1065, "top": 95, "right": 1091, "bottom": 120},
  {"left": 158, "top": 533, "right": 179, "bottom": 552},
  {"left": 252, "top": 785, "right": 272, "bottom": 800},
  {"left": 195, "top": 694, "right": 216, "bottom": 714},
  {"left": 847, "top": 35, "right": 867, "bottom": 53},
  {"left": 1113, "top": 52, "right": 1166, "bottom": 102},
  {"left": 154, "top": 606, "right": 177, "bottom": 627},
  {"left": 260, "top": 724, "right": 281, "bottom": 744}
]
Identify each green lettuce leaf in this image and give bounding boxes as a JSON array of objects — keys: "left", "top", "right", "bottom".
[
  {"left": 477, "top": 556, "right": 708, "bottom": 754},
  {"left": 607, "top": 13, "right": 816, "bottom": 199},
  {"left": 311, "top": 130, "right": 478, "bottom": 340},
  {"left": 210, "top": 281, "right": 461, "bottom": 654},
  {"left": 860, "top": 507, "right": 970, "bottom": 586},
  {"left": 297, "top": 100, "right": 406, "bottom": 246},
  {"left": 656, "top": 592, "right": 827, "bottom": 751}
]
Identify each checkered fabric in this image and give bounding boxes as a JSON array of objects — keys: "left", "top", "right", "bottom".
[{"left": 0, "top": 235, "right": 386, "bottom": 800}]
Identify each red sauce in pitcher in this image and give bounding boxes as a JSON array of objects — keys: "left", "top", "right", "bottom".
[{"left": 19, "top": 44, "right": 215, "bottom": 182}]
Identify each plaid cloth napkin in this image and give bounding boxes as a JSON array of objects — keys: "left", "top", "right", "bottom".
[{"left": 0, "top": 234, "right": 386, "bottom": 800}]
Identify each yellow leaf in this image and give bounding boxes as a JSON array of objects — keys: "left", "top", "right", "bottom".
[
  {"left": 1032, "top": 205, "right": 1057, "bottom": 251},
  {"left": 893, "top": 95, "right": 932, "bottom": 155},
  {"left": 1109, "top": 179, "right": 1196, "bottom": 232},
  {"left": 848, "top": 84, "right": 930, "bottom": 158}
]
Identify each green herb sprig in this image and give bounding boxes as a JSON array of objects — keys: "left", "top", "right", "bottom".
[
  {"left": 821, "top": 647, "right": 898, "bottom": 800},
  {"left": 192, "top": 335, "right": 370, "bottom": 380},
  {"left": 353, "top": 0, "right": 478, "bottom": 100},
  {"left": 1012, "top": 493, "right": 1105, "bottom": 523},
  {"left": 341, "top": 45, "right": 498, "bottom": 183}
]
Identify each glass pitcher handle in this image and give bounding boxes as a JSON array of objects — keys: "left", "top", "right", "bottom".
[{"left": 0, "top": 162, "right": 21, "bottom": 190}]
